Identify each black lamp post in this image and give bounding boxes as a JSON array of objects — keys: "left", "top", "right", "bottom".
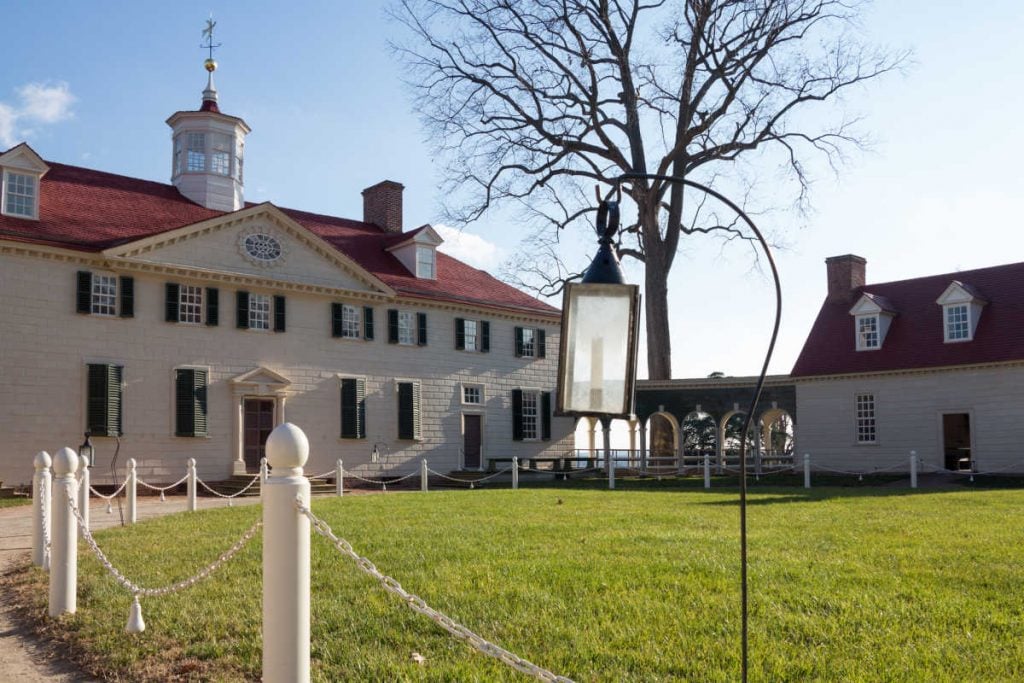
[
  {"left": 78, "top": 432, "right": 94, "bottom": 469},
  {"left": 555, "top": 200, "right": 642, "bottom": 486},
  {"left": 557, "top": 174, "right": 782, "bottom": 683}
]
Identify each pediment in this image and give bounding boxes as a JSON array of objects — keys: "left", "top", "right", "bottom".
[
  {"left": 849, "top": 293, "right": 895, "bottom": 316},
  {"left": 104, "top": 203, "right": 394, "bottom": 295},
  {"left": 386, "top": 224, "right": 444, "bottom": 250},
  {"left": 936, "top": 281, "right": 986, "bottom": 306},
  {"left": 230, "top": 366, "right": 291, "bottom": 388},
  {"left": 0, "top": 143, "right": 50, "bottom": 176}
]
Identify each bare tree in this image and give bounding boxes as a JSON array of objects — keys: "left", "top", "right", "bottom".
[{"left": 393, "top": 0, "right": 906, "bottom": 380}]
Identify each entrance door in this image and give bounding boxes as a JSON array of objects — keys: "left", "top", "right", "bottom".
[
  {"left": 942, "top": 413, "right": 971, "bottom": 471},
  {"left": 463, "top": 414, "right": 482, "bottom": 470},
  {"left": 243, "top": 398, "right": 275, "bottom": 471}
]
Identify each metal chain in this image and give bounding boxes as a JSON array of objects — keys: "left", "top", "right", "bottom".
[
  {"left": 89, "top": 480, "right": 128, "bottom": 500},
  {"left": 306, "top": 470, "right": 337, "bottom": 480},
  {"left": 64, "top": 489, "right": 261, "bottom": 597},
  {"left": 137, "top": 475, "right": 189, "bottom": 493},
  {"left": 345, "top": 470, "right": 418, "bottom": 485},
  {"left": 296, "top": 499, "right": 574, "bottom": 683},
  {"left": 426, "top": 467, "right": 513, "bottom": 484},
  {"left": 196, "top": 474, "right": 260, "bottom": 499}
]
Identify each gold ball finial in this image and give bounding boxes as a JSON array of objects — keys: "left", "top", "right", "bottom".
[{"left": 204, "top": 58, "right": 217, "bottom": 73}]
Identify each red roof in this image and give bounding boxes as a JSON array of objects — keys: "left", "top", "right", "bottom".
[
  {"left": 791, "top": 261, "right": 1024, "bottom": 377},
  {"left": 0, "top": 160, "right": 557, "bottom": 317}
]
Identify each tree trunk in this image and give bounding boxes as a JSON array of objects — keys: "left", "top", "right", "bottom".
[{"left": 644, "top": 254, "right": 672, "bottom": 381}]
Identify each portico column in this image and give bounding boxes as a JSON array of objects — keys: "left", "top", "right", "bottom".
[
  {"left": 277, "top": 393, "right": 288, "bottom": 424},
  {"left": 638, "top": 420, "right": 648, "bottom": 471},
  {"left": 587, "top": 417, "right": 598, "bottom": 465},
  {"left": 628, "top": 417, "right": 638, "bottom": 467},
  {"left": 233, "top": 394, "right": 247, "bottom": 475}
]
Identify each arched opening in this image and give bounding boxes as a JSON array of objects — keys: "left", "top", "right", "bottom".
[
  {"left": 682, "top": 411, "right": 717, "bottom": 470},
  {"left": 759, "top": 409, "right": 795, "bottom": 465},
  {"left": 647, "top": 412, "right": 680, "bottom": 472},
  {"left": 720, "top": 411, "right": 757, "bottom": 470}
]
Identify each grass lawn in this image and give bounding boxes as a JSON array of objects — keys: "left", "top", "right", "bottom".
[
  {"left": 12, "top": 482, "right": 1024, "bottom": 681},
  {"left": 0, "top": 496, "right": 31, "bottom": 508}
]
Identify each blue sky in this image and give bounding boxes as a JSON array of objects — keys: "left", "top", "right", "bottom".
[{"left": 4, "top": 0, "right": 1023, "bottom": 380}]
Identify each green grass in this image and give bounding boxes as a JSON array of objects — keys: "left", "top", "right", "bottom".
[
  {"left": 0, "top": 496, "right": 31, "bottom": 508},
  {"left": 16, "top": 483, "right": 1024, "bottom": 681}
]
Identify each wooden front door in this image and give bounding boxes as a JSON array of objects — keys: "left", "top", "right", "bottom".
[
  {"left": 943, "top": 413, "right": 971, "bottom": 471},
  {"left": 463, "top": 414, "right": 482, "bottom": 470},
  {"left": 243, "top": 398, "right": 275, "bottom": 471}
]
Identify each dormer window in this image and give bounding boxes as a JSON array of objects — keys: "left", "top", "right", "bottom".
[
  {"left": 416, "top": 246, "right": 436, "bottom": 279},
  {"left": 849, "top": 293, "right": 896, "bottom": 351},
  {"left": 0, "top": 144, "right": 49, "bottom": 220},
  {"left": 936, "top": 281, "right": 985, "bottom": 344},
  {"left": 857, "top": 315, "right": 880, "bottom": 350}
]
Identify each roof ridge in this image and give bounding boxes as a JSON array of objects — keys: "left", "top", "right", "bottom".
[{"left": 864, "top": 260, "right": 1024, "bottom": 289}]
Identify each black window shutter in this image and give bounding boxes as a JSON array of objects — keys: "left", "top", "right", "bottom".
[
  {"left": 175, "top": 368, "right": 208, "bottom": 437},
  {"left": 205, "top": 287, "right": 219, "bottom": 326},
  {"left": 514, "top": 327, "right": 524, "bottom": 357},
  {"left": 541, "top": 392, "right": 552, "bottom": 440},
  {"left": 363, "top": 306, "right": 374, "bottom": 340},
  {"left": 274, "top": 296, "right": 286, "bottom": 332},
  {"left": 119, "top": 276, "right": 134, "bottom": 318},
  {"left": 356, "top": 378, "right": 366, "bottom": 438},
  {"left": 340, "top": 378, "right": 358, "bottom": 437},
  {"left": 537, "top": 329, "right": 546, "bottom": 358},
  {"left": 236, "top": 291, "right": 250, "bottom": 329},
  {"left": 398, "top": 382, "right": 414, "bottom": 439},
  {"left": 481, "top": 321, "right": 490, "bottom": 353},
  {"left": 165, "top": 283, "right": 180, "bottom": 322},
  {"left": 511, "top": 389, "right": 524, "bottom": 441},
  {"left": 76, "top": 271, "right": 92, "bottom": 314},
  {"left": 417, "top": 312, "right": 428, "bottom": 346},
  {"left": 88, "top": 364, "right": 123, "bottom": 437},
  {"left": 454, "top": 318, "right": 466, "bottom": 350},
  {"left": 331, "top": 303, "right": 344, "bottom": 338},
  {"left": 387, "top": 309, "right": 399, "bottom": 344}
]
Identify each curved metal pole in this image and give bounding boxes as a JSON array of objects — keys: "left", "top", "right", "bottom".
[{"left": 617, "top": 172, "right": 784, "bottom": 683}]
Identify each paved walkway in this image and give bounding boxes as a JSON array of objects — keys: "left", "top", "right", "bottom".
[{"left": 0, "top": 495, "right": 260, "bottom": 682}]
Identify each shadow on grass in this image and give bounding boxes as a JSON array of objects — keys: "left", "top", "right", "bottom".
[{"left": 513, "top": 472, "right": 1024, "bottom": 503}]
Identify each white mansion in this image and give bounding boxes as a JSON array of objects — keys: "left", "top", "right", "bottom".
[{"left": 0, "top": 64, "right": 572, "bottom": 486}]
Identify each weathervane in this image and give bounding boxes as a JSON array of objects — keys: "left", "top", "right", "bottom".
[{"left": 201, "top": 16, "right": 221, "bottom": 72}]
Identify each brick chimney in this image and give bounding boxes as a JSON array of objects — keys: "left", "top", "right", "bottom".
[
  {"left": 825, "top": 254, "right": 867, "bottom": 303},
  {"left": 362, "top": 180, "right": 404, "bottom": 233}
]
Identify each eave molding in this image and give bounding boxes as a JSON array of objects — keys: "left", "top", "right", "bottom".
[{"left": 791, "top": 359, "right": 1024, "bottom": 383}]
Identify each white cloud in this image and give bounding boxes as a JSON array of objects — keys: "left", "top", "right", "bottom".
[
  {"left": 435, "top": 224, "right": 506, "bottom": 271},
  {"left": 0, "top": 81, "right": 76, "bottom": 148}
]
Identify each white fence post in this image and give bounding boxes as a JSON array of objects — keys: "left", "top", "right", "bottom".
[
  {"left": 32, "top": 451, "right": 51, "bottom": 568},
  {"left": 49, "top": 447, "right": 78, "bottom": 617},
  {"left": 263, "top": 423, "right": 311, "bottom": 683},
  {"left": 803, "top": 453, "right": 811, "bottom": 489},
  {"left": 512, "top": 456, "right": 519, "bottom": 490},
  {"left": 421, "top": 459, "right": 428, "bottom": 492},
  {"left": 910, "top": 450, "right": 918, "bottom": 489},
  {"left": 703, "top": 453, "right": 711, "bottom": 489},
  {"left": 260, "top": 457, "right": 269, "bottom": 500},
  {"left": 187, "top": 458, "right": 197, "bottom": 512},
  {"left": 335, "top": 459, "right": 343, "bottom": 497},
  {"left": 78, "top": 454, "right": 90, "bottom": 535},
  {"left": 126, "top": 458, "right": 137, "bottom": 524}
]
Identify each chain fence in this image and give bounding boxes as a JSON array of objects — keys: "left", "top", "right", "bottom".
[{"left": 296, "top": 498, "right": 574, "bottom": 682}]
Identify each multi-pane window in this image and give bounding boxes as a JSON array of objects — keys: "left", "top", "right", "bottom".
[
  {"left": 416, "top": 246, "right": 436, "bottom": 279},
  {"left": 398, "top": 311, "right": 416, "bottom": 345},
  {"left": 4, "top": 172, "right": 36, "bottom": 217},
  {"left": 91, "top": 274, "right": 118, "bottom": 316},
  {"left": 515, "top": 327, "right": 546, "bottom": 358},
  {"left": 464, "top": 320, "right": 478, "bottom": 351},
  {"left": 946, "top": 304, "right": 970, "bottom": 341},
  {"left": 856, "top": 394, "right": 876, "bottom": 443},
  {"left": 455, "top": 318, "right": 489, "bottom": 352},
  {"left": 210, "top": 134, "right": 232, "bottom": 176},
  {"left": 249, "top": 294, "right": 271, "bottom": 330},
  {"left": 187, "top": 133, "right": 206, "bottom": 172},
  {"left": 858, "top": 315, "right": 879, "bottom": 350},
  {"left": 342, "top": 304, "right": 361, "bottom": 339},
  {"left": 521, "top": 392, "right": 539, "bottom": 440},
  {"left": 179, "top": 285, "right": 203, "bottom": 324},
  {"left": 463, "top": 385, "right": 482, "bottom": 405},
  {"left": 234, "top": 140, "right": 244, "bottom": 181}
]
